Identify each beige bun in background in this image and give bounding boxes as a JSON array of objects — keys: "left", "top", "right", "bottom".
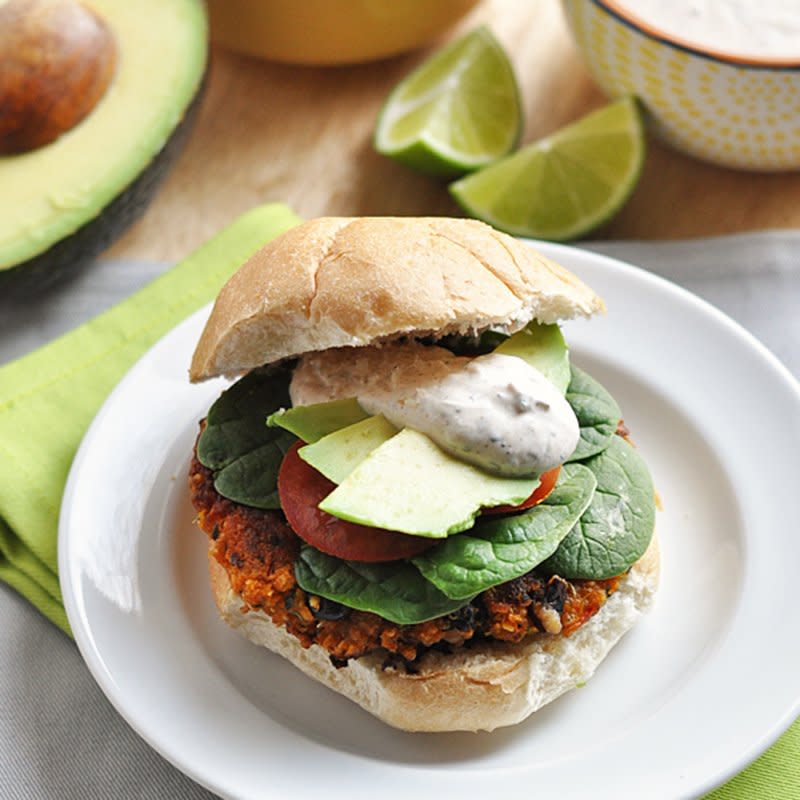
[
  {"left": 190, "top": 217, "right": 605, "bottom": 382},
  {"left": 208, "top": 535, "right": 659, "bottom": 733}
]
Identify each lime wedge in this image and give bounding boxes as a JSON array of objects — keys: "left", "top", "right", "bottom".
[
  {"left": 449, "top": 97, "right": 645, "bottom": 241},
  {"left": 374, "top": 27, "right": 521, "bottom": 177}
]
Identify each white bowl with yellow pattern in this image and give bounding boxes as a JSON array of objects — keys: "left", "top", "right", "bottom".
[{"left": 561, "top": 0, "right": 800, "bottom": 171}]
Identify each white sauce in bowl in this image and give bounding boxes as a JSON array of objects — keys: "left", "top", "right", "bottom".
[
  {"left": 290, "top": 343, "right": 579, "bottom": 477},
  {"left": 612, "top": 0, "right": 800, "bottom": 60}
]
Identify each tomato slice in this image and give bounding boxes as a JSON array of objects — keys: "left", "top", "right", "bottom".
[
  {"left": 482, "top": 465, "right": 561, "bottom": 515},
  {"left": 277, "top": 441, "right": 435, "bottom": 562}
]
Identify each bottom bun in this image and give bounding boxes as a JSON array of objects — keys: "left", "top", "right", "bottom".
[{"left": 208, "top": 535, "right": 659, "bottom": 733}]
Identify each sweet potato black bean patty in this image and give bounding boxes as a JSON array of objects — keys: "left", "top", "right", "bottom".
[{"left": 190, "top": 440, "right": 621, "bottom": 666}]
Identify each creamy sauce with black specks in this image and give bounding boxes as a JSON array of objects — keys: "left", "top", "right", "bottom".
[{"left": 290, "top": 343, "right": 579, "bottom": 477}]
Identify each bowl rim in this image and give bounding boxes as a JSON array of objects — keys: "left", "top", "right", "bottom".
[{"left": 592, "top": 0, "right": 800, "bottom": 70}]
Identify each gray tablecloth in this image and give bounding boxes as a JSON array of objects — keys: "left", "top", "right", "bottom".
[{"left": 1, "top": 232, "right": 798, "bottom": 799}]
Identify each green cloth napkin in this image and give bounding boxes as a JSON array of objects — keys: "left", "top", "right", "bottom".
[
  {"left": 0, "top": 202, "right": 795, "bottom": 798},
  {"left": 0, "top": 203, "right": 301, "bottom": 635},
  {"left": 707, "top": 723, "right": 800, "bottom": 799}
]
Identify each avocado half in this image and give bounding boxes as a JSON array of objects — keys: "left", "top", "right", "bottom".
[{"left": 0, "top": 0, "right": 207, "bottom": 294}]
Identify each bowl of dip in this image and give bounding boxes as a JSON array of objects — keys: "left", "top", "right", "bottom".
[
  {"left": 206, "top": 0, "right": 480, "bottom": 65},
  {"left": 561, "top": 0, "right": 800, "bottom": 170}
]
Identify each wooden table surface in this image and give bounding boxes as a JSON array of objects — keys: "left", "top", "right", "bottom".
[{"left": 109, "top": 0, "right": 800, "bottom": 264}]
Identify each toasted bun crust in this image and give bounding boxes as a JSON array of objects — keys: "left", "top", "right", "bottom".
[
  {"left": 190, "top": 217, "right": 604, "bottom": 382},
  {"left": 208, "top": 535, "right": 659, "bottom": 733}
]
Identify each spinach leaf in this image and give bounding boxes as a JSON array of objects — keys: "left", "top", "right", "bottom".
[
  {"left": 295, "top": 546, "right": 471, "bottom": 625},
  {"left": 565, "top": 366, "right": 621, "bottom": 462},
  {"left": 206, "top": 367, "right": 290, "bottom": 425},
  {"left": 435, "top": 329, "right": 510, "bottom": 356},
  {"left": 212, "top": 431, "right": 296, "bottom": 508},
  {"left": 543, "top": 436, "right": 655, "bottom": 579},
  {"left": 197, "top": 369, "right": 295, "bottom": 509},
  {"left": 411, "top": 463, "right": 597, "bottom": 600}
]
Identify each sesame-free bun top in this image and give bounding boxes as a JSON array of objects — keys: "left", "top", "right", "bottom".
[{"left": 189, "top": 217, "right": 605, "bottom": 382}]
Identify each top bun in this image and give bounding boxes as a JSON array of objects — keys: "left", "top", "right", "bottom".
[{"left": 189, "top": 217, "right": 604, "bottom": 382}]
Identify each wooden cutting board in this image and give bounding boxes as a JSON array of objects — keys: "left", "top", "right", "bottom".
[{"left": 108, "top": 0, "right": 800, "bottom": 263}]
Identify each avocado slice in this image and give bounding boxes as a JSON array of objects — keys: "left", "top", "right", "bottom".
[
  {"left": 494, "top": 322, "right": 571, "bottom": 394},
  {"left": 268, "top": 398, "right": 369, "bottom": 444},
  {"left": 319, "top": 428, "right": 538, "bottom": 538},
  {"left": 299, "top": 415, "right": 398, "bottom": 484},
  {"left": 0, "top": 0, "right": 207, "bottom": 293}
]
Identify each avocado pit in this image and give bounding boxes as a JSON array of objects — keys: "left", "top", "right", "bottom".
[{"left": 0, "top": 0, "right": 117, "bottom": 154}]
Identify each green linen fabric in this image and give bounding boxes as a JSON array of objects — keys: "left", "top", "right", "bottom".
[
  {"left": 706, "top": 719, "right": 800, "bottom": 798},
  {"left": 0, "top": 203, "right": 301, "bottom": 635},
  {"left": 0, "top": 202, "right": 795, "bottom": 797}
]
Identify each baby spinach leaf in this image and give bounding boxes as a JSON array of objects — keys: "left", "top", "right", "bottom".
[
  {"left": 295, "top": 546, "right": 471, "bottom": 625},
  {"left": 198, "top": 369, "right": 296, "bottom": 509},
  {"left": 565, "top": 366, "right": 621, "bottom": 462},
  {"left": 435, "top": 329, "right": 509, "bottom": 356},
  {"left": 197, "top": 416, "right": 268, "bottom": 471},
  {"left": 411, "top": 463, "right": 597, "bottom": 600},
  {"left": 213, "top": 431, "right": 296, "bottom": 509},
  {"left": 198, "top": 368, "right": 292, "bottom": 469},
  {"left": 543, "top": 436, "right": 655, "bottom": 580},
  {"left": 206, "top": 367, "right": 289, "bottom": 425}
]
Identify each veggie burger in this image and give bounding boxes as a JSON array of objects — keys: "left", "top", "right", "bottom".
[{"left": 188, "top": 217, "right": 659, "bottom": 732}]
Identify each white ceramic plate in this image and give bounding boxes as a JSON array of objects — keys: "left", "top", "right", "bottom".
[{"left": 60, "top": 243, "right": 800, "bottom": 800}]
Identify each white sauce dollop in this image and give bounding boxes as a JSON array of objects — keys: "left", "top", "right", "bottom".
[
  {"left": 290, "top": 343, "right": 579, "bottom": 477},
  {"left": 614, "top": 0, "right": 800, "bottom": 60}
]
